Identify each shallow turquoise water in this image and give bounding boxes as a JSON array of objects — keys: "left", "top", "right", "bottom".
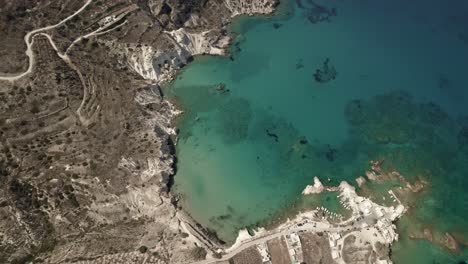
[{"left": 166, "top": 0, "right": 468, "bottom": 262}]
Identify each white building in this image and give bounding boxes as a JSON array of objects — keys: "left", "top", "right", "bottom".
[
  {"left": 285, "top": 233, "right": 304, "bottom": 264},
  {"left": 256, "top": 243, "right": 271, "bottom": 263}
]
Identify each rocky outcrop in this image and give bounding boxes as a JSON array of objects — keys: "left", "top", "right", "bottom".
[
  {"left": 225, "top": 0, "right": 279, "bottom": 17},
  {"left": 127, "top": 28, "right": 230, "bottom": 81},
  {"left": 124, "top": 0, "right": 278, "bottom": 83},
  {"left": 302, "top": 176, "right": 325, "bottom": 194},
  {"left": 313, "top": 58, "right": 337, "bottom": 83},
  {"left": 166, "top": 28, "right": 230, "bottom": 56},
  {"left": 127, "top": 45, "right": 161, "bottom": 81}
]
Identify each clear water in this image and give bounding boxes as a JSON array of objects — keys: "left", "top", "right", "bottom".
[{"left": 165, "top": 0, "right": 468, "bottom": 262}]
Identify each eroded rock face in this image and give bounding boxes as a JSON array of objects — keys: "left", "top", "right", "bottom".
[{"left": 0, "top": 0, "right": 277, "bottom": 263}]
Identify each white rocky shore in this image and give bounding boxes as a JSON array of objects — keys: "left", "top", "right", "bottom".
[
  {"left": 225, "top": 0, "right": 278, "bottom": 17},
  {"left": 193, "top": 178, "right": 405, "bottom": 264},
  {"left": 126, "top": 0, "right": 278, "bottom": 83},
  {"left": 302, "top": 176, "right": 325, "bottom": 194}
]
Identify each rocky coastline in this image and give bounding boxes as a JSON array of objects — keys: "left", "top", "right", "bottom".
[
  {"left": 150, "top": 0, "right": 281, "bottom": 253},
  {"left": 3, "top": 0, "right": 463, "bottom": 263},
  {"left": 109, "top": 0, "right": 282, "bottom": 261},
  {"left": 119, "top": 1, "right": 415, "bottom": 262}
]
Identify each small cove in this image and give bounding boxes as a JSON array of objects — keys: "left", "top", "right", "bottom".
[{"left": 165, "top": 0, "right": 468, "bottom": 262}]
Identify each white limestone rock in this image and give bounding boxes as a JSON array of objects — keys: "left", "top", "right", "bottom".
[
  {"left": 225, "top": 0, "right": 279, "bottom": 17},
  {"left": 302, "top": 176, "right": 325, "bottom": 195}
]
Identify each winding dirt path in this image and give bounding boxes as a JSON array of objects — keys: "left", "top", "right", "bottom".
[{"left": 0, "top": 0, "right": 92, "bottom": 82}]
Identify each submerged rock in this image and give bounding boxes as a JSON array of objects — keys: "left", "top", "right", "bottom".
[
  {"left": 215, "top": 83, "right": 228, "bottom": 93},
  {"left": 299, "top": 136, "right": 308, "bottom": 144},
  {"left": 324, "top": 144, "right": 338, "bottom": 161},
  {"left": 443, "top": 233, "right": 460, "bottom": 252},
  {"left": 266, "top": 129, "right": 279, "bottom": 142},
  {"left": 437, "top": 74, "right": 450, "bottom": 90},
  {"left": 313, "top": 58, "right": 337, "bottom": 83},
  {"left": 343, "top": 90, "right": 455, "bottom": 145},
  {"left": 298, "top": 0, "right": 337, "bottom": 24},
  {"left": 218, "top": 98, "right": 253, "bottom": 144},
  {"left": 295, "top": 59, "right": 304, "bottom": 69},
  {"left": 272, "top": 22, "right": 282, "bottom": 29}
]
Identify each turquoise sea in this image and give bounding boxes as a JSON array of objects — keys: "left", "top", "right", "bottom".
[{"left": 165, "top": 0, "right": 468, "bottom": 262}]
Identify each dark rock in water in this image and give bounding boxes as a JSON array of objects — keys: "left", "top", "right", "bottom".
[
  {"left": 325, "top": 144, "right": 337, "bottom": 161},
  {"left": 266, "top": 129, "right": 279, "bottom": 142},
  {"left": 229, "top": 55, "right": 234, "bottom": 61},
  {"left": 299, "top": 137, "right": 308, "bottom": 144},
  {"left": 314, "top": 58, "right": 337, "bottom": 83},
  {"left": 233, "top": 42, "right": 241, "bottom": 52},
  {"left": 273, "top": 22, "right": 282, "bottom": 29},
  {"left": 304, "top": 1, "right": 336, "bottom": 24},
  {"left": 215, "top": 83, "right": 227, "bottom": 93},
  {"left": 295, "top": 59, "right": 304, "bottom": 69},
  {"left": 216, "top": 214, "right": 232, "bottom": 221},
  {"left": 437, "top": 74, "right": 450, "bottom": 90}
]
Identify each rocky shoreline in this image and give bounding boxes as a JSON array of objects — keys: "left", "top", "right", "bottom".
[
  {"left": 125, "top": 0, "right": 282, "bottom": 260},
  {"left": 117, "top": 0, "right": 282, "bottom": 261},
  {"left": 124, "top": 0, "right": 279, "bottom": 84},
  {"left": 3, "top": 0, "right": 463, "bottom": 263},
  {"left": 166, "top": 0, "right": 279, "bottom": 245},
  {"left": 127, "top": 2, "right": 412, "bottom": 262}
]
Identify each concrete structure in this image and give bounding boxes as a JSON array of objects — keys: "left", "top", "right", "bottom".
[{"left": 256, "top": 242, "right": 271, "bottom": 263}]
